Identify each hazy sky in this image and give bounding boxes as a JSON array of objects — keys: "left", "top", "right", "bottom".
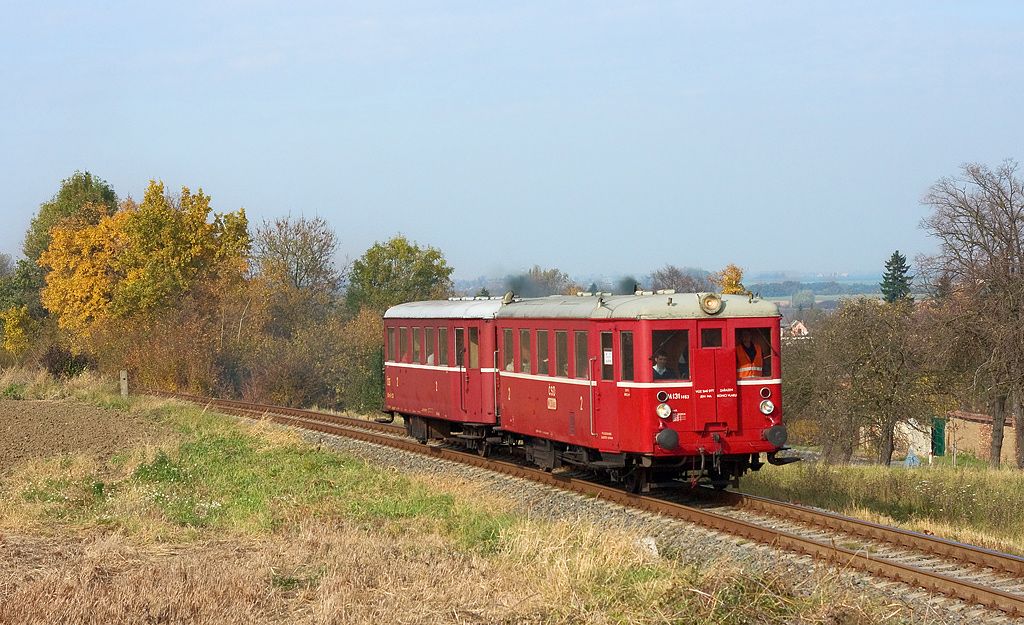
[{"left": 2, "top": 2, "right": 1022, "bottom": 280}]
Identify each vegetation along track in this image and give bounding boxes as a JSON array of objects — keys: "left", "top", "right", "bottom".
[{"left": 144, "top": 390, "right": 1024, "bottom": 618}]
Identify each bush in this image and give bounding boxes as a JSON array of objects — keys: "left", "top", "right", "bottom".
[{"left": 39, "top": 344, "right": 93, "bottom": 378}]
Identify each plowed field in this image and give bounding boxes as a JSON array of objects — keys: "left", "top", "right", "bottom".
[{"left": 0, "top": 399, "right": 164, "bottom": 475}]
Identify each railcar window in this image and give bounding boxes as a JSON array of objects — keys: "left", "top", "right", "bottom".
[
  {"left": 520, "top": 329, "right": 532, "bottom": 373},
  {"left": 537, "top": 330, "right": 549, "bottom": 375},
  {"left": 425, "top": 327, "right": 435, "bottom": 365},
  {"left": 735, "top": 327, "right": 772, "bottom": 379},
  {"left": 455, "top": 328, "right": 465, "bottom": 367},
  {"left": 701, "top": 328, "right": 722, "bottom": 348},
  {"left": 651, "top": 330, "right": 690, "bottom": 380},
  {"left": 399, "top": 327, "right": 408, "bottom": 362},
  {"left": 468, "top": 327, "right": 479, "bottom": 368},
  {"left": 502, "top": 328, "right": 514, "bottom": 371},
  {"left": 555, "top": 331, "right": 569, "bottom": 377},
  {"left": 439, "top": 328, "right": 449, "bottom": 366},
  {"left": 574, "top": 331, "right": 589, "bottom": 379},
  {"left": 387, "top": 327, "right": 396, "bottom": 362},
  {"left": 620, "top": 332, "right": 634, "bottom": 381},
  {"left": 600, "top": 332, "right": 613, "bottom": 380},
  {"left": 412, "top": 327, "right": 422, "bottom": 363}
]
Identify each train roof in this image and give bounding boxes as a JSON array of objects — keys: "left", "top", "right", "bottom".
[{"left": 383, "top": 293, "right": 780, "bottom": 320}]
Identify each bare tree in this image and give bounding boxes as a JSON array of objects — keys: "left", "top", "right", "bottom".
[
  {"left": 254, "top": 215, "right": 342, "bottom": 295},
  {"left": 785, "top": 298, "right": 933, "bottom": 465},
  {"left": 920, "top": 160, "right": 1024, "bottom": 467},
  {"left": 649, "top": 265, "right": 711, "bottom": 292},
  {"left": 505, "top": 265, "right": 579, "bottom": 297}
]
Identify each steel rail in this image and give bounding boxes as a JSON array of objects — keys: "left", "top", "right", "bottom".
[
  {"left": 711, "top": 490, "right": 1024, "bottom": 578},
  {"left": 144, "top": 390, "right": 1024, "bottom": 617}
]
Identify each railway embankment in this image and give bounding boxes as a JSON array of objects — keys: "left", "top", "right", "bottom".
[{"left": 0, "top": 371, "right": 1008, "bottom": 624}]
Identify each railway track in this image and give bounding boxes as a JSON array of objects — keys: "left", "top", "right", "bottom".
[{"left": 144, "top": 390, "right": 1024, "bottom": 618}]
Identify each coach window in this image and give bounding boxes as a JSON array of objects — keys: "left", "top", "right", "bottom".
[
  {"left": 520, "top": 329, "right": 532, "bottom": 374},
  {"left": 502, "top": 328, "right": 514, "bottom": 371},
  {"left": 387, "top": 327, "right": 396, "bottom": 362},
  {"left": 425, "top": 327, "right": 436, "bottom": 365},
  {"left": 735, "top": 327, "right": 772, "bottom": 378},
  {"left": 455, "top": 328, "right": 465, "bottom": 367},
  {"left": 701, "top": 328, "right": 722, "bottom": 348},
  {"left": 600, "top": 332, "right": 613, "bottom": 380},
  {"left": 469, "top": 327, "right": 480, "bottom": 368},
  {"left": 574, "top": 331, "right": 589, "bottom": 379},
  {"left": 439, "top": 327, "right": 449, "bottom": 366},
  {"left": 412, "top": 327, "right": 422, "bottom": 363},
  {"left": 537, "top": 330, "right": 550, "bottom": 375},
  {"left": 399, "top": 327, "right": 409, "bottom": 363},
  {"left": 620, "top": 331, "right": 634, "bottom": 381},
  {"left": 555, "top": 331, "right": 569, "bottom": 377},
  {"left": 652, "top": 330, "right": 690, "bottom": 379}
]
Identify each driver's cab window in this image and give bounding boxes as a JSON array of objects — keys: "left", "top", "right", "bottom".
[
  {"left": 651, "top": 330, "right": 689, "bottom": 380},
  {"left": 735, "top": 327, "right": 772, "bottom": 379}
]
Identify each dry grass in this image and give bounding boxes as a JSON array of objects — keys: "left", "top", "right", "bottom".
[
  {"left": 0, "top": 372, "right": 920, "bottom": 623},
  {"left": 742, "top": 461, "right": 1024, "bottom": 555},
  {"left": 0, "top": 518, "right": 907, "bottom": 625}
]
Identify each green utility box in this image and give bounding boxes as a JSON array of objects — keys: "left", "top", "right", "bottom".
[{"left": 931, "top": 417, "right": 946, "bottom": 456}]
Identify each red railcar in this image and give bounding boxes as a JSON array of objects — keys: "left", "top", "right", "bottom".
[{"left": 383, "top": 292, "right": 792, "bottom": 491}]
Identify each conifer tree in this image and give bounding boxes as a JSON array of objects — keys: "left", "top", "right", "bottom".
[{"left": 880, "top": 250, "right": 913, "bottom": 303}]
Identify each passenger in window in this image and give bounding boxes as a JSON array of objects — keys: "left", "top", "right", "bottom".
[
  {"left": 736, "top": 330, "right": 766, "bottom": 378},
  {"left": 652, "top": 350, "right": 676, "bottom": 380}
]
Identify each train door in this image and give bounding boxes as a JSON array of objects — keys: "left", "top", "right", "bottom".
[
  {"left": 457, "top": 324, "right": 485, "bottom": 422},
  {"left": 593, "top": 326, "right": 620, "bottom": 448},
  {"left": 692, "top": 320, "right": 739, "bottom": 432}
]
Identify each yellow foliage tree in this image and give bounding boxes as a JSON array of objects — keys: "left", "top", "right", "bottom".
[
  {"left": 0, "top": 305, "right": 37, "bottom": 356},
  {"left": 711, "top": 263, "right": 747, "bottom": 295},
  {"left": 39, "top": 181, "right": 249, "bottom": 335},
  {"left": 39, "top": 211, "right": 129, "bottom": 332}
]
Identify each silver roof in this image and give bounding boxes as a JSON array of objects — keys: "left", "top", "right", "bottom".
[{"left": 384, "top": 293, "right": 780, "bottom": 320}]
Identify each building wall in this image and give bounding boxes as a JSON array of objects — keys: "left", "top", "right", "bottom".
[{"left": 946, "top": 418, "right": 1019, "bottom": 464}]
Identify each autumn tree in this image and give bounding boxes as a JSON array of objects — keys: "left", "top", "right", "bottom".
[
  {"left": 24, "top": 171, "right": 117, "bottom": 263},
  {"left": 39, "top": 180, "right": 249, "bottom": 336},
  {"left": 346, "top": 235, "right": 453, "bottom": 313},
  {"left": 0, "top": 305, "right": 37, "bottom": 359},
  {"left": 920, "top": 160, "right": 1024, "bottom": 467},
  {"left": 710, "top": 264, "right": 747, "bottom": 295}
]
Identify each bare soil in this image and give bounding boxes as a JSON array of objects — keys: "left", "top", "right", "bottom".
[{"left": 0, "top": 399, "right": 166, "bottom": 475}]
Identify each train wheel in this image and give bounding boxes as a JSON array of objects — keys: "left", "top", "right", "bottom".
[
  {"left": 477, "top": 441, "right": 490, "bottom": 457},
  {"left": 624, "top": 467, "right": 649, "bottom": 494}
]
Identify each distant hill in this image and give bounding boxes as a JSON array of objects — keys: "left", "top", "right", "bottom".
[{"left": 748, "top": 280, "right": 882, "bottom": 297}]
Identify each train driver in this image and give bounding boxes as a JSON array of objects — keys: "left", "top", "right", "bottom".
[
  {"left": 652, "top": 350, "right": 677, "bottom": 380},
  {"left": 736, "top": 330, "right": 765, "bottom": 378}
]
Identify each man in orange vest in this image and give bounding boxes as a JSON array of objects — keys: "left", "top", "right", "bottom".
[{"left": 736, "top": 330, "right": 765, "bottom": 378}]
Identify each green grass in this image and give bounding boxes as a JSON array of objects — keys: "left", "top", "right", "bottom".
[{"left": 10, "top": 392, "right": 516, "bottom": 548}]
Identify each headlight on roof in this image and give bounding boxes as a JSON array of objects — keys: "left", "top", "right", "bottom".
[
  {"left": 656, "top": 403, "right": 672, "bottom": 419},
  {"left": 699, "top": 293, "right": 723, "bottom": 315}
]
